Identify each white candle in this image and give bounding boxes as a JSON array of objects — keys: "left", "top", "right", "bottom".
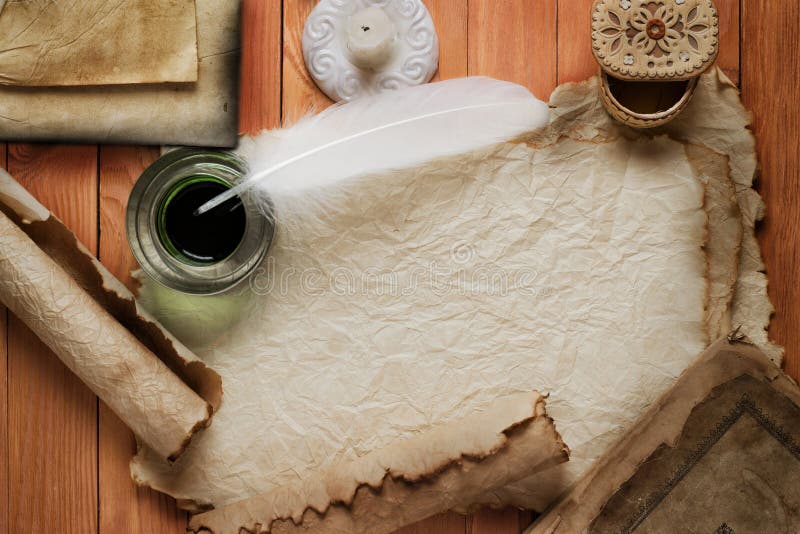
[{"left": 346, "top": 7, "right": 396, "bottom": 70}]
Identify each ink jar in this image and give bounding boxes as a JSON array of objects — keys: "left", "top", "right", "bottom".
[{"left": 126, "top": 148, "right": 273, "bottom": 296}]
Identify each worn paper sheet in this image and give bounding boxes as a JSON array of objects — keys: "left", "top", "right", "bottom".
[
  {"left": 539, "top": 68, "right": 780, "bottom": 363},
  {"left": 529, "top": 338, "right": 798, "bottom": 534},
  {"left": 0, "top": 170, "right": 222, "bottom": 461},
  {"left": 130, "top": 69, "right": 772, "bottom": 530},
  {"left": 475, "top": 69, "right": 776, "bottom": 511},
  {"left": 136, "top": 137, "right": 709, "bottom": 505},
  {"left": 0, "top": 0, "right": 197, "bottom": 86},
  {"left": 0, "top": 0, "right": 238, "bottom": 147}
]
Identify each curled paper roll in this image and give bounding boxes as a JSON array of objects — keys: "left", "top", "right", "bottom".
[{"left": 0, "top": 171, "right": 221, "bottom": 462}]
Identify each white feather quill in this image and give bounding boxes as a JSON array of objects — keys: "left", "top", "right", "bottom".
[{"left": 196, "top": 77, "right": 550, "bottom": 215}]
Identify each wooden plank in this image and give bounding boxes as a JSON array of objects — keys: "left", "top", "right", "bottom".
[
  {"left": 557, "top": 0, "right": 595, "bottom": 84},
  {"left": 468, "top": 2, "right": 557, "bottom": 531},
  {"left": 96, "top": 1, "right": 282, "bottom": 530},
  {"left": 715, "top": 0, "right": 741, "bottom": 84},
  {"left": 469, "top": 507, "right": 532, "bottom": 534},
  {"left": 0, "top": 143, "right": 7, "bottom": 534},
  {"left": 97, "top": 146, "right": 186, "bottom": 534},
  {"left": 427, "top": 0, "right": 468, "bottom": 81},
  {"left": 399, "top": 514, "right": 468, "bottom": 534},
  {"left": 240, "top": 0, "right": 283, "bottom": 135},
  {"left": 96, "top": 1, "right": 283, "bottom": 531},
  {"left": 403, "top": 0, "right": 468, "bottom": 532},
  {"left": 281, "top": 1, "right": 468, "bottom": 533},
  {"left": 741, "top": 0, "right": 800, "bottom": 380},
  {"left": 98, "top": 147, "right": 157, "bottom": 289},
  {"left": 7, "top": 144, "right": 98, "bottom": 532},
  {"left": 469, "top": 0, "right": 558, "bottom": 100},
  {"left": 283, "top": 0, "right": 332, "bottom": 122}
]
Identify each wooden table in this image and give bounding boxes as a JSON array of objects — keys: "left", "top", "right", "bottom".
[{"left": 0, "top": 1, "right": 795, "bottom": 532}]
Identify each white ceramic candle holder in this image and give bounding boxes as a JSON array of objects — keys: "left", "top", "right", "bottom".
[{"left": 303, "top": 0, "right": 440, "bottom": 102}]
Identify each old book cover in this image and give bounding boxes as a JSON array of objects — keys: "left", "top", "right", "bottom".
[{"left": 531, "top": 336, "right": 800, "bottom": 534}]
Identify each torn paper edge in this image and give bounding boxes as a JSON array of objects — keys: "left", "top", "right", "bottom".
[{"left": 186, "top": 392, "right": 568, "bottom": 534}]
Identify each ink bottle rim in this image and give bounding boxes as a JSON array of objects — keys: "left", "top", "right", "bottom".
[{"left": 126, "top": 148, "right": 273, "bottom": 295}]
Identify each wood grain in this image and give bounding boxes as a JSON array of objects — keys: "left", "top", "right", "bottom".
[
  {"left": 240, "top": 0, "right": 283, "bottom": 135},
  {"left": 427, "top": 0, "right": 468, "bottom": 81},
  {"left": 92, "top": 0, "right": 282, "bottom": 531},
  {"left": 97, "top": 146, "right": 186, "bottom": 534},
  {"left": 0, "top": 145, "right": 6, "bottom": 534},
  {"left": 467, "top": 2, "right": 557, "bottom": 531},
  {"left": 469, "top": 508, "right": 535, "bottom": 533},
  {"left": 715, "top": 0, "right": 740, "bottom": 84},
  {"left": 283, "top": 0, "right": 332, "bottom": 122},
  {"left": 742, "top": 0, "right": 800, "bottom": 381},
  {"left": 395, "top": 0, "right": 473, "bottom": 532},
  {"left": 399, "top": 513, "right": 468, "bottom": 534},
  {"left": 469, "top": 0, "right": 558, "bottom": 100},
  {"left": 557, "top": 0, "right": 596, "bottom": 84},
  {"left": 6, "top": 145, "right": 98, "bottom": 533},
  {"left": 94, "top": 0, "right": 280, "bottom": 530}
]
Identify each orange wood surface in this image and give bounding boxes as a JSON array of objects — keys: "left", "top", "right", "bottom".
[
  {"left": 742, "top": 0, "right": 800, "bottom": 379},
  {"left": 1, "top": 1, "right": 788, "bottom": 533},
  {"left": 0, "top": 144, "right": 7, "bottom": 534},
  {"left": 97, "top": 146, "right": 186, "bottom": 534},
  {"left": 6, "top": 145, "right": 99, "bottom": 532}
]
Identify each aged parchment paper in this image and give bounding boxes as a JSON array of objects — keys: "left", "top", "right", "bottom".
[
  {"left": 0, "top": 0, "right": 238, "bottom": 146},
  {"left": 131, "top": 69, "right": 772, "bottom": 532},
  {"left": 540, "top": 68, "right": 779, "bottom": 361},
  {"left": 136, "top": 114, "right": 708, "bottom": 500},
  {"left": 0, "top": 170, "right": 222, "bottom": 461},
  {"left": 474, "top": 69, "right": 776, "bottom": 511},
  {"left": 0, "top": 0, "right": 197, "bottom": 86}
]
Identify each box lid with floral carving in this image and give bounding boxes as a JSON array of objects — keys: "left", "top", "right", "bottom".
[{"left": 591, "top": 0, "right": 719, "bottom": 81}]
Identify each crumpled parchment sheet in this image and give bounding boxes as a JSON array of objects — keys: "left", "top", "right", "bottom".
[
  {"left": 135, "top": 135, "right": 709, "bottom": 508},
  {"left": 0, "top": 0, "right": 197, "bottom": 86},
  {"left": 0, "top": 0, "right": 238, "bottom": 147},
  {"left": 131, "top": 69, "right": 773, "bottom": 529},
  {"left": 477, "top": 69, "right": 775, "bottom": 511},
  {"left": 188, "top": 393, "right": 568, "bottom": 534},
  {"left": 0, "top": 169, "right": 222, "bottom": 461},
  {"left": 538, "top": 68, "right": 779, "bottom": 362}
]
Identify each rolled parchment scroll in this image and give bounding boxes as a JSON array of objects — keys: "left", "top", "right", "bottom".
[{"left": 0, "top": 170, "right": 221, "bottom": 462}]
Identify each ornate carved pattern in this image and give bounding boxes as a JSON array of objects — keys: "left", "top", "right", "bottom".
[
  {"left": 592, "top": 0, "right": 719, "bottom": 80},
  {"left": 303, "top": 0, "right": 439, "bottom": 102}
]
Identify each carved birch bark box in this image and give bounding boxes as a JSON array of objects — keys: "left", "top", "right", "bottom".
[{"left": 592, "top": 0, "right": 719, "bottom": 128}]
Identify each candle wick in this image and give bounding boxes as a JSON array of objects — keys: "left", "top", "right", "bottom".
[{"left": 361, "top": 25, "right": 370, "bottom": 32}]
